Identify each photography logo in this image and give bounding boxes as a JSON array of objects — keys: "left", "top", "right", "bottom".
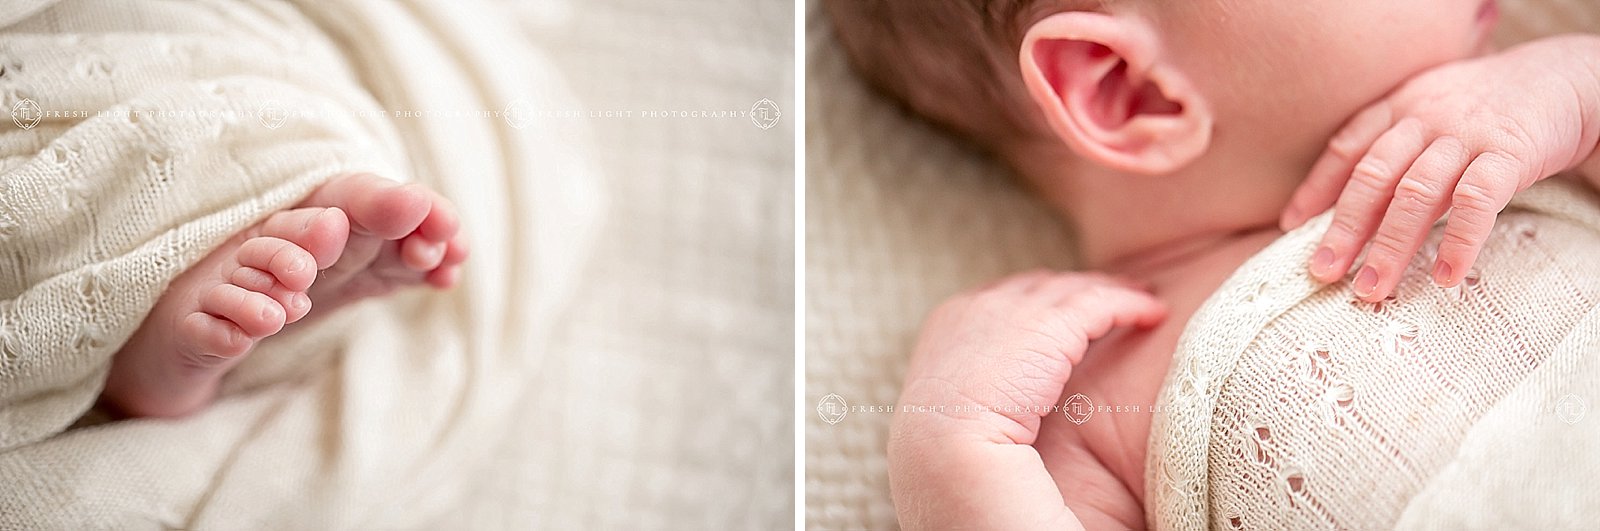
[
  {"left": 750, "top": 98, "right": 780, "bottom": 130},
  {"left": 817, "top": 393, "right": 848, "bottom": 425},
  {"left": 256, "top": 100, "right": 288, "bottom": 130},
  {"left": 11, "top": 98, "right": 40, "bottom": 130},
  {"left": 503, "top": 98, "right": 533, "bottom": 130},
  {"left": 1557, "top": 394, "right": 1586, "bottom": 425},
  {"left": 1063, "top": 393, "right": 1094, "bottom": 425}
]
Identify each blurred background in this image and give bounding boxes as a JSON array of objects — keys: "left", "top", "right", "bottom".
[{"left": 446, "top": 0, "right": 794, "bottom": 527}]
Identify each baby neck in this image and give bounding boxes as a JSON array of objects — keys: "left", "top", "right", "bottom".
[{"left": 1005, "top": 145, "right": 1297, "bottom": 284}]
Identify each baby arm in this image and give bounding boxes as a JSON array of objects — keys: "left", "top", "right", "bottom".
[
  {"left": 889, "top": 271, "right": 1166, "bottom": 530},
  {"left": 1279, "top": 34, "right": 1600, "bottom": 302}
]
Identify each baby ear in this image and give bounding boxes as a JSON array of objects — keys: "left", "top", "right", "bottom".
[{"left": 1018, "top": 12, "right": 1212, "bottom": 175}]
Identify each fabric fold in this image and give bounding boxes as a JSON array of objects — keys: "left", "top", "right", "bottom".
[
  {"left": 0, "top": 1, "right": 402, "bottom": 452},
  {"left": 1147, "top": 177, "right": 1600, "bottom": 529},
  {"left": 0, "top": 0, "right": 603, "bottom": 526}
]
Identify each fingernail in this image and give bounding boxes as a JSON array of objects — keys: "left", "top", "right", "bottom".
[
  {"left": 1311, "top": 247, "right": 1335, "bottom": 278},
  {"left": 1353, "top": 266, "right": 1378, "bottom": 297},
  {"left": 1432, "top": 261, "right": 1452, "bottom": 287}
]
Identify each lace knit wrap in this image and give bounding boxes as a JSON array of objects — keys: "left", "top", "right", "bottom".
[
  {"left": 0, "top": 0, "right": 601, "bottom": 526},
  {"left": 0, "top": 0, "right": 404, "bottom": 450},
  {"left": 1147, "top": 178, "right": 1600, "bottom": 529}
]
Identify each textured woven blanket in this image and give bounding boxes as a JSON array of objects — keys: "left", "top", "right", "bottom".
[
  {"left": 0, "top": 0, "right": 602, "bottom": 527},
  {"left": 1148, "top": 177, "right": 1600, "bottom": 529}
]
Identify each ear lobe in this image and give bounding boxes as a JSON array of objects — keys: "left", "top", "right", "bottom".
[{"left": 1019, "top": 12, "right": 1211, "bottom": 175}]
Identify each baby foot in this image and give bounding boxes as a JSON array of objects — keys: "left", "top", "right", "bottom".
[
  {"left": 102, "top": 207, "right": 352, "bottom": 418},
  {"left": 293, "top": 173, "right": 469, "bottom": 316},
  {"left": 101, "top": 174, "right": 466, "bottom": 418}
]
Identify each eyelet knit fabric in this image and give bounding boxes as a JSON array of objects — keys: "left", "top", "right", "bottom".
[
  {"left": 0, "top": 0, "right": 604, "bottom": 527},
  {"left": 1146, "top": 177, "right": 1600, "bottom": 530}
]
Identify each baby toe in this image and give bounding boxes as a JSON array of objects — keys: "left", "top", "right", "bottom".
[
  {"left": 236, "top": 236, "right": 318, "bottom": 291},
  {"left": 399, "top": 235, "right": 447, "bottom": 271},
  {"left": 178, "top": 311, "right": 254, "bottom": 361},
  {"left": 230, "top": 267, "right": 313, "bottom": 323},
  {"left": 258, "top": 207, "right": 351, "bottom": 269},
  {"left": 201, "top": 283, "right": 286, "bottom": 338},
  {"left": 425, "top": 264, "right": 461, "bottom": 289},
  {"left": 415, "top": 195, "right": 460, "bottom": 242},
  {"left": 440, "top": 237, "right": 470, "bottom": 267},
  {"left": 363, "top": 183, "right": 432, "bottom": 239},
  {"left": 300, "top": 173, "right": 427, "bottom": 240},
  {"left": 281, "top": 291, "right": 313, "bottom": 324},
  {"left": 229, "top": 265, "right": 277, "bottom": 293}
]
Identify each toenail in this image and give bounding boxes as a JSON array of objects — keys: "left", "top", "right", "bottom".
[
  {"left": 292, "top": 293, "right": 309, "bottom": 311},
  {"left": 317, "top": 208, "right": 342, "bottom": 225},
  {"left": 285, "top": 256, "right": 308, "bottom": 274},
  {"left": 261, "top": 303, "right": 278, "bottom": 321}
]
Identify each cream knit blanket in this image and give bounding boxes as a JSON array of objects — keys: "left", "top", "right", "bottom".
[
  {"left": 0, "top": 0, "right": 601, "bottom": 527},
  {"left": 1147, "top": 177, "right": 1600, "bottom": 529}
]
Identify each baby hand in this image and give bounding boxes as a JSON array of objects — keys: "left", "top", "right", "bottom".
[
  {"left": 1280, "top": 35, "right": 1600, "bottom": 302},
  {"left": 889, "top": 270, "right": 1165, "bottom": 530}
]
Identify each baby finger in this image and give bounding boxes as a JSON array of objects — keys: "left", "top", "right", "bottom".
[
  {"left": 1311, "top": 119, "right": 1429, "bottom": 283},
  {"left": 1433, "top": 151, "right": 1527, "bottom": 286},
  {"left": 1352, "top": 137, "right": 1471, "bottom": 301}
]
